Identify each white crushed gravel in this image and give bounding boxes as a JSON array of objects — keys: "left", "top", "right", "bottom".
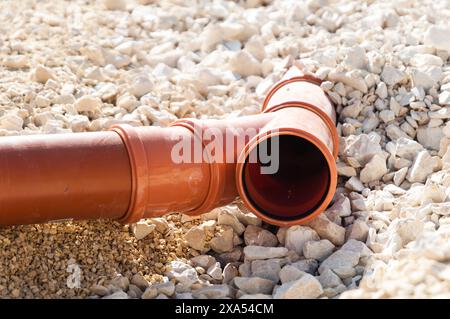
[{"left": 0, "top": 0, "right": 449, "bottom": 299}]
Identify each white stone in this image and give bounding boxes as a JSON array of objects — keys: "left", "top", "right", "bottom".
[
  {"left": 106, "top": 52, "right": 131, "bottom": 69},
  {"left": 90, "top": 284, "right": 110, "bottom": 296},
  {"left": 346, "top": 220, "right": 369, "bottom": 242},
  {"left": 306, "top": 214, "right": 346, "bottom": 246},
  {"left": 273, "top": 274, "right": 323, "bottom": 299},
  {"left": 429, "top": 107, "right": 450, "bottom": 119},
  {"left": 386, "top": 124, "right": 410, "bottom": 140},
  {"left": 192, "top": 284, "right": 232, "bottom": 299},
  {"left": 394, "top": 138, "right": 424, "bottom": 160},
  {"left": 218, "top": 210, "right": 245, "bottom": 235},
  {"left": 443, "top": 147, "right": 450, "bottom": 169},
  {"left": 131, "top": 273, "right": 149, "bottom": 290},
  {"left": 165, "top": 261, "right": 199, "bottom": 288},
  {"left": 345, "top": 176, "right": 365, "bottom": 192},
  {"left": 229, "top": 50, "right": 262, "bottom": 77},
  {"left": 110, "top": 275, "right": 130, "bottom": 291},
  {"left": 393, "top": 167, "right": 408, "bottom": 186},
  {"left": 35, "top": 95, "right": 51, "bottom": 108},
  {"left": 341, "top": 239, "right": 372, "bottom": 258},
  {"left": 424, "top": 26, "right": 450, "bottom": 53},
  {"left": 406, "top": 150, "right": 441, "bottom": 183},
  {"left": 379, "top": 109, "right": 395, "bottom": 123},
  {"left": 390, "top": 218, "right": 424, "bottom": 246},
  {"left": 222, "top": 21, "right": 257, "bottom": 42},
  {"left": 3, "top": 55, "right": 28, "bottom": 69},
  {"left": 245, "top": 36, "right": 266, "bottom": 61},
  {"left": 367, "top": 51, "right": 385, "bottom": 74},
  {"left": 33, "top": 65, "right": 55, "bottom": 84},
  {"left": 129, "top": 76, "right": 154, "bottom": 98},
  {"left": 207, "top": 262, "right": 223, "bottom": 281},
  {"left": 411, "top": 69, "right": 436, "bottom": 89},
  {"left": 103, "top": 0, "right": 127, "bottom": 10},
  {"left": 342, "top": 46, "right": 367, "bottom": 70},
  {"left": 417, "top": 127, "right": 443, "bottom": 151},
  {"left": 141, "top": 287, "right": 157, "bottom": 299},
  {"left": 362, "top": 114, "right": 380, "bottom": 133},
  {"left": 209, "top": 226, "right": 234, "bottom": 253},
  {"left": 340, "top": 101, "right": 363, "bottom": 118},
  {"left": 190, "top": 255, "right": 216, "bottom": 270},
  {"left": 223, "top": 263, "right": 238, "bottom": 284},
  {"left": 337, "top": 164, "right": 357, "bottom": 177},
  {"left": 279, "top": 265, "right": 306, "bottom": 284},
  {"left": 285, "top": 226, "right": 319, "bottom": 255},
  {"left": 360, "top": 154, "right": 388, "bottom": 183},
  {"left": 251, "top": 259, "right": 281, "bottom": 282},
  {"left": 381, "top": 65, "right": 407, "bottom": 86},
  {"left": 328, "top": 70, "right": 367, "bottom": 93},
  {"left": 80, "top": 46, "right": 106, "bottom": 66},
  {"left": 326, "top": 195, "right": 352, "bottom": 217},
  {"left": 443, "top": 121, "right": 450, "bottom": 138},
  {"left": 303, "top": 239, "right": 335, "bottom": 261},
  {"left": 234, "top": 277, "right": 275, "bottom": 295},
  {"left": 276, "top": 227, "right": 287, "bottom": 246},
  {"left": 199, "top": 26, "right": 223, "bottom": 52},
  {"left": 244, "top": 245, "right": 288, "bottom": 260},
  {"left": 117, "top": 94, "right": 139, "bottom": 112},
  {"left": 390, "top": 97, "right": 402, "bottom": 116},
  {"left": 127, "top": 284, "right": 143, "bottom": 298},
  {"left": 290, "top": 259, "right": 319, "bottom": 275},
  {"left": 184, "top": 226, "right": 207, "bottom": 252},
  {"left": 375, "top": 82, "right": 388, "bottom": 99},
  {"left": 410, "top": 54, "right": 443, "bottom": 68},
  {"left": 343, "top": 133, "right": 382, "bottom": 166},
  {"left": 318, "top": 268, "right": 343, "bottom": 289},
  {"left": 176, "top": 292, "right": 193, "bottom": 299},
  {"left": 244, "top": 225, "right": 278, "bottom": 247},
  {"left": 439, "top": 91, "right": 450, "bottom": 106},
  {"left": 75, "top": 96, "right": 102, "bottom": 114},
  {"left": 131, "top": 221, "right": 156, "bottom": 240},
  {"left": 103, "top": 291, "right": 129, "bottom": 299},
  {"left": 318, "top": 249, "right": 360, "bottom": 278},
  {"left": 0, "top": 114, "right": 23, "bottom": 131},
  {"left": 138, "top": 106, "right": 177, "bottom": 127}
]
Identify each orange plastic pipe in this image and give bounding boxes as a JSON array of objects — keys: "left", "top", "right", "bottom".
[
  {"left": 236, "top": 67, "right": 338, "bottom": 226},
  {"left": 0, "top": 66, "right": 338, "bottom": 227}
]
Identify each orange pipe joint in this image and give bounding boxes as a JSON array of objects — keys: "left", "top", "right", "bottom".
[
  {"left": 107, "top": 66, "right": 338, "bottom": 226},
  {"left": 0, "top": 66, "right": 338, "bottom": 227}
]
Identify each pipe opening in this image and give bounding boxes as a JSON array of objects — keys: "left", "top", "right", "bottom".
[{"left": 242, "top": 134, "right": 331, "bottom": 221}]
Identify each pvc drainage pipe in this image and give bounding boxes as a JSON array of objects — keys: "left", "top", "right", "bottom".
[{"left": 0, "top": 66, "right": 338, "bottom": 227}]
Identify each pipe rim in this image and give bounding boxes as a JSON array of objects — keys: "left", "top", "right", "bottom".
[
  {"left": 235, "top": 128, "right": 337, "bottom": 227},
  {"left": 262, "top": 75, "right": 324, "bottom": 112},
  {"left": 263, "top": 101, "right": 339, "bottom": 159}
]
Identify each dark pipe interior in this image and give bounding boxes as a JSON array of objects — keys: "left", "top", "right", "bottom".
[{"left": 243, "top": 135, "right": 330, "bottom": 221}]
